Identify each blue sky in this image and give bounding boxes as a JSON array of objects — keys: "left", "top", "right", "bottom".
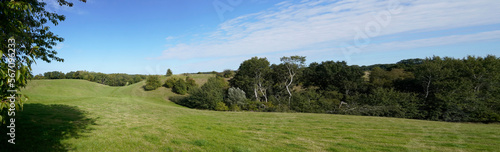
[{"left": 33, "top": 0, "right": 500, "bottom": 75}]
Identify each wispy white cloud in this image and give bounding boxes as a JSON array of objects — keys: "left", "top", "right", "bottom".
[
  {"left": 158, "top": 0, "right": 500, "bottom": 64},
  {"left": 165, "top": 36, "right": 175, "bottom": 41},
  {"left": 365, "top": 30, "right": 500, "bottom": 53}
]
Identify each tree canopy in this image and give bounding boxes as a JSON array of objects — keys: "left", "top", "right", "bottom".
[
  {"left": 1, "top": 0, "right": 86, "bottom": 124},
  {"left": 176, "top": 55, "right": 500, "bottom": 123}
]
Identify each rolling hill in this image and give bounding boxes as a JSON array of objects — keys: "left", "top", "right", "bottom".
[{"left": 2, "top": 76, "right": 499, "bottom": 151}]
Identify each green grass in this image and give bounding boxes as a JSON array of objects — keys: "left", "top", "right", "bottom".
[
  {"left": 165, "top": 74, "right": 216, "bottom": 86},
  {"left": 1, "top": 77, "right": 499, "bottom": 151}
]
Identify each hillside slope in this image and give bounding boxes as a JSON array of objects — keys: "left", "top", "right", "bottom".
[{"left": 3, "top": 78, "right": 499, "bottom": 151}]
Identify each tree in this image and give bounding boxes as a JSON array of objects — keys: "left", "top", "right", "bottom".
[
  {"left": 303, "top": 61, "right": 364, "bottom": 97},
  {"left": 0, "top": 0, "right": 86, "bottom": 124},
  {"left": 43, "top": 71, "right": 65, "bottom": 79},
  {"left": 166, "top": 69, "right": 173, "bottom": 77},
  {"left": 369, "top": 67, "right": 414, "bottom": 89},
  {"left": 144, "top": 75, "right": 161, "bottom": 91},
  {"left": 280, "top": 56, "right": 306, "bottom": 107},
  {"left": 222, "top": 69, "right": 235, "bottom": 78},
  {"left": 33, "top": 74, "right": 44, "bottom": 79},
  {"left": 414, "top": 56, "right": 449, "bottom": 99},
  {"left": 229, "top": 57, "right": 271, "bottom": 102}
]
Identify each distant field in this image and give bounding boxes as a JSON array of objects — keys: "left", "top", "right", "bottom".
[
  {"left": 2, "top": 75, "right": 499, "bottom": 151},
  {"left": 165, "top": 74, "right": 216, "bottom": 86}
]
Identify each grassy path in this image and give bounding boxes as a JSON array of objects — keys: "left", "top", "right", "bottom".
[{"left": 2, "top": 78, "right": 498, "bottom": 151}]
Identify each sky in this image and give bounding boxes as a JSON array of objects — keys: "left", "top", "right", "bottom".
[{"left": 32, "top": 0, "right": 500, "bottom": 75}]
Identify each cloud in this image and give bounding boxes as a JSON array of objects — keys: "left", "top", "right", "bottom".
[
  {"left": 165, "top": 36, "right": 175, "bottom": 41},
  {"left": 365, "top": 30, "right": 500, "bottom": 53},
  {"left": 158, "top": 0, "right": 500, "bottom": 61}
]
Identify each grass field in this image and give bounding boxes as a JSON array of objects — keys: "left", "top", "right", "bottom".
[{"left": 1, "top": 76, "right": 499, "bottom": 151}]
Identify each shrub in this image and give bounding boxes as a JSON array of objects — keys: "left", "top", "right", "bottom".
[
  {"left": 172, "top": 77, "right": 228, "bottom": 110},
  {"left": 185, "top": 77, "right": 198, "bottom": 91},
  {"left": 226, "top": 87, "right": 247, "bottom": 106},
  {"left": 222, "top": 69, "right": 235, "bottom": 78},
  {"left": 215, "top": 102, "right": 229, "bottom": 111},
  {"left": 229, "top": 104, "right": 241, "bottom": 111},
  {"left": 164, "top": 77, "right": 178, "bottom": 88},
  {"left": 355, "top": 88, "right": 422, "bottom": 118},
  {"left": 169, "top": 96, "right": 188, "bottom": 104},
  {"left": 172, "top": 79, "right": 187, "bottom": 95},
  {"left": 144, "top": 75, "right": 162, "bottom": 91}
]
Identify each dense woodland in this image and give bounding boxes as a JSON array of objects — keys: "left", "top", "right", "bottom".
[
  {"left": 170, "top": 55, "right": 500, "bottom": 123},
  {"left": 35, "top": 71, "right": 146, "bottom": 86}
]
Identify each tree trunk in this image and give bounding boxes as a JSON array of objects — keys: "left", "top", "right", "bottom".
[
  {"left": 424, "top": 76, "right": 432, "bottom": 99},
  {"left": 286, "top": 68, "right": 294, "bottom": 108},
  {"left": 254, "top": 87, "right": 259, "bottom": 102}
]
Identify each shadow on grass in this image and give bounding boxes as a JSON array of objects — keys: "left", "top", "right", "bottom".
[{"left": 0, "top": 104, "right": 96, "bottom": 151}]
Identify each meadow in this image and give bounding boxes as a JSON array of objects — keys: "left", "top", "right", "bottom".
[{"left": 1, "top": 76, "right": 499, "bottom": 151}]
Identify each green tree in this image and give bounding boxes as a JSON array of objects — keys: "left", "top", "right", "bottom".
[
  {"left": 303, "top": 61, "right": 364, "bottom": 97},
  {"left": 166, "top": 69, "right": 173, "bottom": 77},
  {"left": 369, "top": 67, "right": 414, "bottom": 89},
  {"left": 144, "top": 75, "right": 161, "bottom": 91},
  {"left": 0, "top": 0, "right": 86, "bottom": 124},
  {"left": 222, "top": 69, "right": 234, "bottom": 78},
  {"left": 229, "top": 57, "right": 271, "bottom": 102},
  {"left": 43, "top": 71, "right": 65, "bottom": 79},
  {"left": 280, "top": 56, "right": 306, "bottom": 107}
]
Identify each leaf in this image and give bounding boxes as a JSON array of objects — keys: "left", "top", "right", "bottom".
[{"left": 16, "top": 70, "right": 20, "bottom": 81}]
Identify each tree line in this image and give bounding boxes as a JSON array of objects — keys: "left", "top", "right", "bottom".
[
  {"left": 34, "top": 71, "right": 146, "bottom": 86},
  {"left": 170, "top": 55, "right": 500, "bottom": 123}
]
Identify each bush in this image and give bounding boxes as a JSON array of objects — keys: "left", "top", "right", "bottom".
[
  {"left": 169, "top": 96, "right": 188, "bottom": 104},
  {"left": 353, "top": 88, "right": 422, "bottom": 118},
  {"left": 172, "top": 77, "right": 227, "bottom": 110},
  {"left": 144, "top": 75, "right": 162, "bottom": 91},
  {"left": 245, "top": 100, "right": 264, "bottom": 111},
  {"left": 222, "top": 69, "right": 235, "bottom": 78},
  {"left": 164, "top": 77, "right": 178, "bottom": 88},
  {"left": 215, "top": 102, "right": 229, "bottom": 111},
  {"left": 172, "top": 79, "right": 187, "bottom": 95},
  {"left": 226, "top": 87, "right": 247, "bottom": 106},
  {"left": 185, "top": 77, "right": 198, "bottom": 91},
  {"left": 229, "top": 104, "right": 241, "bottom": 111}
]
